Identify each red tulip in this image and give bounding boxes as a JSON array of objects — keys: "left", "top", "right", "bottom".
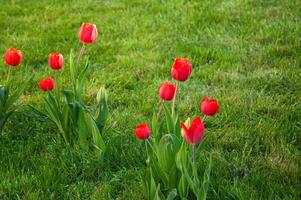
[
  {"left": 78, "top": 23, "right": 98, "bottom": 44},
  {"left": 134, "top": 123, "right": 151, "bottom": 140},
  {"left": 39, "top": 77, "right": 54, "bottom": 92},
  {"left": 4, "top": 48, "right": 22, "bottom": 67},
  {"left": 49, "top": 52, "right": 63, "bottom": 70},
  {"left": 180, "top": 117, "right": 205, "bottom": 145},
  {"left": 171, "top": 58, "right": 192, "bottom": 82},
  {"left": 201, "top": 97, "right": 219, "bottom": 116},
  {"left": 159, "top": 82, "right": 176, "bottom": 101}
]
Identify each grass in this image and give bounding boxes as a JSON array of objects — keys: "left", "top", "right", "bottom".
[{"left": 0, "top": 0, "right": 300, "bottom": 199}]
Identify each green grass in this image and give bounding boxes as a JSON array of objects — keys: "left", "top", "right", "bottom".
[{"left": 0, "top": 0, "right": 300, "bottom": 199}]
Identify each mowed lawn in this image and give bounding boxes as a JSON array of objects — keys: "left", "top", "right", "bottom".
[{"left": 0, "top": 0, "right": 300, "bottom": 199}]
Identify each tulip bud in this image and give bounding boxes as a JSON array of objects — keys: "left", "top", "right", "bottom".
[
  {"left": 181, "top": 117, "right": 191, "bottom": 137},
  {"left": 134, "top": 123, "right": 151, "bottom": 140},
  {"left": 78, "top": 23, "right": 98, "bottom": 44},
  {"left": 159, "top": 82, "right": 176, "bottom": 101},
  {"left": 201, "top": 97, "right": 219, "bottom": 116},
  {"left": 49, "top": 52, "right": 63, "bottom": 70},
  {"left": 96, "top": 87, "right": 108, "bottom": 104},
  {"left": 4, "top": 48, "right": 22, "bottom": 67},
  {"left": 171, "top": 58, "right": 192, "bottom": 82},
  {"left": 39, "top": 77, "right": 55, "bottom": 92}
]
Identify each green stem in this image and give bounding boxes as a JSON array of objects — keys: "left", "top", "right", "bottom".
[
  {"left": 146, "top": 138, "right": 155, "bottom": 152},
  {"left": 6, "top": 67, "right": 12, "bottom": 84},
  {"left": 156, "top": 101, "right": 164, "bottom": 120},
  {"left": 75, "top": 44, "right": 85, "bottom": 98},
  {"left": 54, "top": 70, "right": 60, "bottom": 103},
  {"left": 145, "top": 139, "right": 154, "bottom": 164},
  {"left": 76, "top": 43, "right": 85, "bottom": 78},
  {"left": 193, "top": 144, "right": 196, "bottom": 165},
  {"left": 171, "top": 81, "right": 179, "bottom": 118}
]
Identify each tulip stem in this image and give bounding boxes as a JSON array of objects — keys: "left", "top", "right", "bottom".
[
  {"left": 171, "top": 81, "right": 179, "bottom": 118},
  {"left": 156, "top": 101, "right": 164, "bottom": 119},
  {"left": 145, "top": 138, "right": 154, "bottom": 154},
  {"left": 54, "top": 70, "right": 59, "bottom": 101},
  {"left": 76, "top": 43, "right": 85, "bottom": 78},
  {"left": 193, "top": 144, "right": 197, "bottom": 165},
  {"left": 6, "top": 67, "right": 12, "bottom": 84}
]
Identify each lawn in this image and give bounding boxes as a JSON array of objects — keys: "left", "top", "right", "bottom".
[{"left": 0, "top": 0, "right": 300, "bottom": 199}]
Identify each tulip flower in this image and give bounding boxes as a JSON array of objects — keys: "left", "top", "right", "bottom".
[
  {"left": 159, "top": 82, "right": 176, "bottom": 101},
  {"left": 134, "top": 123, "right": 151, "bottom": 140},
  {"left": 201, "top": 97, "right": 219, "bottom": 116},
  {"left": 78, "top": 23, "right": 98, "bottom": 44},
  {"left": 171, "top": 58, "right": 192, "bottom": 82},
  {"left": 180, "top": 117, "right": 205, "bottom": 145},
  {"left": 39, "top": 77, "right": 54, "bottom": 92},
  {"left": 4, "top": 48, "right": 22, "bottom": 67},
  {"left": 49, "top": 52, "right": 63, "bottom": 70}
]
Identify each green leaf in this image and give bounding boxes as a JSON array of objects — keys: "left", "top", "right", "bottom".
[
  {"left": 62, "top": 103, "right": 71, "bottom": 142},
  {"left": 95, "top": 87, "right": 109, "bottom": 133},
  {"left": 5, "top": 83, "right": 27, "bottom": 111},
  {"left": 63, "top": 90, "right": 75, "bottom": 104},
  {"left": 89, "top": 114, "right": 106, "bottom": 156},
  {"left": 0, "top": 109, "right": 15, "bottom": 131},
  {"left": 151, "top": 112, "right": 158, "bottom": 140},
  {"left": 77, "top": 108, "right": 90, "bottom": 151},
  {"left": 43, "top": 93, "right": 68, "bottom": 144},
  {"left": 0, "top": 85, "right": 9, "bottom": 109},
  {"left": 178, "top": 174, "right": 189, "bottom": 199},
  {"left": 166, "top": 189, "right": 177, "bottom": 200},
  {"left": 77, "top": 61, "right": 89, "bottom": 99},
  {"left": 46, "top": 92, "right": 62, "bottom": 122},
  {"left": 69, "top": 49, "right": 76, "bottom": 92},
  {"left": 183, "top": 161, "right": 197, "bottom": 196},
  {"left": 154, "top": 184, "right": 162, "bottom": 200},
  {"left": 175, "top": 142, "right": 187, "bottom": 170},
  {"left": 163, "top": 104, "right": 175, "bottom": 134},
  {"left": 198, "top": 153, "right": 213, "bottom": 200},
  {"left": 149, "top": 169, "right": 158, "bottom": 200}
]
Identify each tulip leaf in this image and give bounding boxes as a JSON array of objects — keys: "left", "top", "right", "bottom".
[
  {"left": 63, "top": 90, "right": 75, "bottom": 104},
  {"left": 43, "top": 95, "right": 68, "bottom": 144},
  {"left": 95, "top": 87, "right": 109, "bottom": 133},
  {"left": 69, "top": 49, "right": 76, "bottom": 91},
  {"left": 0, "top": 85, "right": 9, "bottom": 109},
  {"left": 166, "top": 189, "right": 177, "bottom": 200},
  {"left": 154, "top": 184, "right": 162, "bottom": 200},
  {"left": 178, "top": 174, "right": 189, "bottom": 199},
  {"left": 151, "top": 112, "right": 158, "bottom": 140},
  {"left": 148, "top": 169, "right": 158, "bottom": 200},
  {"left": 163, "top": 104, "right": 175, "bottom": 134},
  {"left": 198, "top": 153, "right": 213, "bottom": 200},
  {"left": 77, "top": 61, "right": 89, "bottom": 99},
  {"left": 183, "top": 161, "right": 197, "bottom": 196},
  {"left": 77, "top": 107, "right": 91, "bottom": 151},
  {"left": 0, "top": 109, "right": 15, "bottom": 131},
  {"left": 62, "top": 103, "right": 71, "bottom": 142}
]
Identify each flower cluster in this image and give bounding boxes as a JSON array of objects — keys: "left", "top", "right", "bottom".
[
  {"left": 134, "top": 58, "right": 219, "bottom": 199},
  {"left": 1, "top": 22, "right": 106, "bottom": 157},
  {"left": 38, "top": 23, "right": 97, "bottom": 92},
  {"left": 34, "top": 23, "right": 108, "bottom": 157},
  {"left": 135, "top": 58, "right": 219, "bottom": 144}
]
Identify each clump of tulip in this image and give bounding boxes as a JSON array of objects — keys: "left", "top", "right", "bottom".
[
  {"left": 0, "top": 47, "right": 29, "bottom": 132},
  {"left": 37, "top": 23, "right": 108, "bottom": 158},
  {"left": 134, "top": 58, "right": 219, "bottom": 199}
]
